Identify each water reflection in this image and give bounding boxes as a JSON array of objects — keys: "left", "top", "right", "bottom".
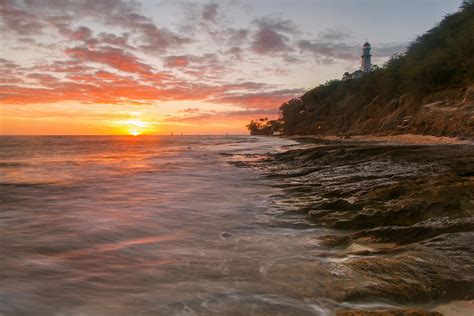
[{"left": 0, "top": 136, "right": 382, "bottom": 315}]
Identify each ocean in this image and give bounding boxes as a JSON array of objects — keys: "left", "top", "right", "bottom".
[{"left": 0, "top": 136, "right": 341, "bottom": 315}]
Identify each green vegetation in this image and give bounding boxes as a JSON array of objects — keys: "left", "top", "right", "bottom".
[
  {"left": 248, "top": 1, "right": 474, "bottom": 137},
  {"left": 246, "top": 118, "right": 283, "bottom": 135}
]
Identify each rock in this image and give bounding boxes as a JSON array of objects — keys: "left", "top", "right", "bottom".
[
  {"left": 343, "top": 233, "right": 474, "bottom": 302},
  {"left": 337, "top": 309, "right": 442, "bottom": 316},
  {"left": 255, "top": 141, "right": 474, "bottom": 305},
  {"left": 348, "top": 217, "right": 474, "bottom": 245}
]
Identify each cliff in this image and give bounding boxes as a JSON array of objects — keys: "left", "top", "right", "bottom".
[
  {"left": 281, "top": 85, "right": 474, "bottom": 138},
  {"left": 275, "top": 1, "right": 474, "bottom": 138}
]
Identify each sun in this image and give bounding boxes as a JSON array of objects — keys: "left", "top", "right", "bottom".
[
  {"left": 129, "top": 129, "right": 141, "bottom": 136},
  {"left": 122, "top": 118, "right": 150, "bottom": 136}
]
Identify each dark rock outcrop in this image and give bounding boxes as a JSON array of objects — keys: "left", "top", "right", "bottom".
[
  {"left": 337, "top": 309, "right": 442, "bottom": 316},
  {"left": 253, "top": 140, "right": 474, "bottom": 306}
]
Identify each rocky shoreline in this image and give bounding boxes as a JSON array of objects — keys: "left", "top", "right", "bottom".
[{"left": 248, "top": 136, "right": 474, "bottom": 315}]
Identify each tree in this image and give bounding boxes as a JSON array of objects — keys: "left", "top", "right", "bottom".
[{"left": 246, "top": 118, "right": 284, "bottom": 135}]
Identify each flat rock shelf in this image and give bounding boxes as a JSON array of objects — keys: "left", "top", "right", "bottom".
[{"left": 241, "top": 137, "right": 474, "bottom": 314}]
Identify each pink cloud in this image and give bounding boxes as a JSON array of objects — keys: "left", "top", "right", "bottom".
[
  {"left": 65, "top": 46, "right": 152, "bottom": 75},
  {"left": 26, "top": 73, "right": 60, "bottom": 85},
  {"left": 164, "top": 55, "right": 190, "bottom": 68},
  {"left": 70, "top": 26, "right": 93, "bottom": 41}
]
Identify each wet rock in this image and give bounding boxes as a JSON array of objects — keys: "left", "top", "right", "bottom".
[
  {"left": 349, "top": 217, "right": 474, "bottom": 245},
  {"left": 343, "top": 233, "right": 474, "bottom": 302},
  {"left": 219, "top": 232, "right": 232, "bottom": 239},
  {"left": 255, "top": 141, "right": 474, "bottom": 306},
  {"left": 317, "top": 199, "right": 363, "bottom": 212},
  {"left": 320, "top": 217, "right": 474, "bottom": 253},
  {"left": 337, "top": 309, "right": 442, "bottom": 316},
  {"left": 307, "top": 175, "right": 473, "bottom": 230}
]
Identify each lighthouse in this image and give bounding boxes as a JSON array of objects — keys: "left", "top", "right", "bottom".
[
  {"left": 341, "top": 41, "right": 374, "bottom": 81},
  {"left": 361, "top": 41, "right": 371, "bottom": 72}
]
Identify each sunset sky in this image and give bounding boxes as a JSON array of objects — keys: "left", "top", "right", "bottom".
[{"left": 0, "top": 0, "right": 461, "bottom": 135}]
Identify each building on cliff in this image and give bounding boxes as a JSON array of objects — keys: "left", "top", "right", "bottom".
[{"left": 342, "top": 41, "right": 372, "bottom": 81}]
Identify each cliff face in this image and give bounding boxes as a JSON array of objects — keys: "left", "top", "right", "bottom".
[
  {"left": 276, "top": 1, "right": 474, "bottom": 138},
  {"left": 288, "top": 85, "right": 474, "bottom": 138}
]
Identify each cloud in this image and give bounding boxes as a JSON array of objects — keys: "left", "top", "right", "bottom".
[
  {"left": 70, "top": 26, "right": 93, "bottom": 41},
  {"left": 0, "top": 58, "right": 18, "bottom": 69},
  {"left": 227, "top": 28, "right": 249, "bottom": 45},
  {"left": 46, "top": 14, "right": 75, "bottom": 36},
  {"left": 262, "top": 67, "right": 290, "bottom": 76},
  {"left": 2, "top": 0, "right": 189, "bottom": 54},
  {"left": 163, "top": 53, "right": 227, "bottom": 78},
  {"left": 0, "top": 76, "right": 173, "bottom": 105},
  {"left": 163, "top": 55, "right": 191, "bottom": 68},
  {"left": 32, "top": 60, "right": 93, "bottom": 73},
  {"left": 0, "top": 2, "right": 45, "bottom": 35},
  {"left": 0, "top": 58, "right": 23, "bottom": 84},
  {"left": 253, "top": 17, "right": 298, "bottom": 34},
  {"left": 26, "top": 73, "right": 60, "bottom": 85},
  {"left": 168, "top": 53, "right": 220, "bottom": 66},
  {"left": 201, "top": 2, "right": 219, "bottom": 22},
  {"left": 115, "top": 12, "right": 191, "bottom": 53},
  {"left": 65, "top": 46, "right": 153, "bottom": 75},
  {"left": 1, "top": 0, "right": 307, "bottom": 112},
  {"left": 165, "top": 108, "right": 279, "bottom": 123},
  {"left": 318, "top": 28, "right": 350, "bottom": 41},
  {"left": 0, "top": 47, "right": 297, "bottom": 109},
  {"left": 222, "top": 81, "right": 270, "bottom": 91},
  {"left": 252, "top": 28, "right": 290, "bottom": 54},
  {"left": 0, "top": 56, "right": 286, "bottom": 108},
  {"left": 54, "top": 23, "right": 131, "bottom": 49},
  {"left": 181, "top": 107, "right": 200, "bottom": 113},
  {"left": 298, "top": 40, "right": 357, "bottom": 62},
  {"left": 223, "top": 46, "right": 244, "bottom": 60},
  {"left": 97, "top": 32, "right": 131, "bottom": 48},
  {"left": 23, "top": 0, "right": 141, "bottom": 19},
  {"left": 298, "top": 30, "right": 408, "bottom": 64},
  {"left": 250, "top": 17, "right": 298, "bottom": 55},
  {"left": 211, "top": 88, "right": 306, "bottom": 109}
]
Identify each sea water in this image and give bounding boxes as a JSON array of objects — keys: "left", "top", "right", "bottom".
[{"left": 0, "top": 136, "right": 380, "bottom": 315}]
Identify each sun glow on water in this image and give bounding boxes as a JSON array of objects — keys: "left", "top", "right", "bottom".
[
  {"left": 121, "top": 118, "right": 152, "bottom": 136},
  {"left": 129, "top": 129, "right": 141, "bottom": 136}
]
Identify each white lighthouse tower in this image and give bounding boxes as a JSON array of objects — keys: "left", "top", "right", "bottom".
[{"left": 361, "top": 41, "right": 371, "bottom": 72}]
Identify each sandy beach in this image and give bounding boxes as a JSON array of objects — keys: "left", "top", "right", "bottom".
[{"left": 321, "top": 134, "right": 472, "bottom": 145}]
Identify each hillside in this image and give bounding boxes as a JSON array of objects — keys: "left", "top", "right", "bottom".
[{"left": 252, "top": 1, "right": 474, "bottom": 138}]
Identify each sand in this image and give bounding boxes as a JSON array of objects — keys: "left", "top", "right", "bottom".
[{"left": 321, "top": 134, "right": 472, "bottom": 145}]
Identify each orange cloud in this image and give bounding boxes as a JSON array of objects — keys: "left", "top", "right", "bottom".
[
  {"left": 65, "top": 46, "right": 153, "bottom": 75},
  {"left": 0, "top": 66, "right": 302, "bottom": 110},
  {"left": 26, "top": 73, "right": 60, "bottom": 85},
  {"left": 0, "top": 47, "right": 299, "bottom": 111}
]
